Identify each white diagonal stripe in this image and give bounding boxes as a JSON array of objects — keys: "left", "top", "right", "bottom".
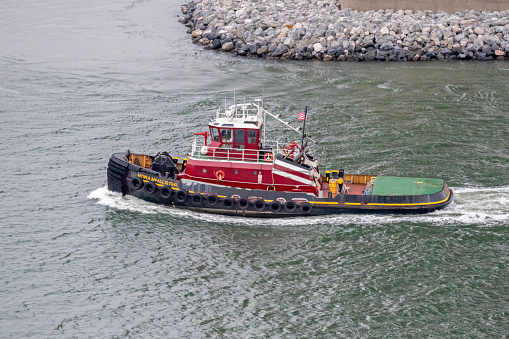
[
  {"left": 272, "top": 168, "right": 315, "bottom": 186},
  {"left": 274, "top": 159, "right": 310, "bottom": 175}
]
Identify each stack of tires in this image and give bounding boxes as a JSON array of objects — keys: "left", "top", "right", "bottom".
[
  {"left": 127, "top": 178, "right": 315, "bottom": 216},
  {"left": 107, "top": 157, "right": 128, "bottom": 195},
  {"left": 180, "top": 194, "right": 313, "bottom": 216}
]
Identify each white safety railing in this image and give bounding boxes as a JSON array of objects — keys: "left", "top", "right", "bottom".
[
  {"left": 190, "top": 138, "right": 286, "bottom": 163},
  {"left": 216, "top": 102, "right": 262, "bottom": 121},
  {"left": 190, "top": 137, "right": 320, "bottom": 181}
]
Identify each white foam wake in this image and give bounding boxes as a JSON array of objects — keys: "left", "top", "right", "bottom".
[{"left": 88, "top": 186, "right": 509, "bottom": 227}]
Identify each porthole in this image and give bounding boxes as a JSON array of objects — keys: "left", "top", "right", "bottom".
[
  {"left": 253, "top": 170, "right": 258, "bottom": 175},
  {"left": 203, "top": 168, "right": 207, "bottom": 173},
  {"left": 234, "top": 170, "right": 238, "bottom": 174}
]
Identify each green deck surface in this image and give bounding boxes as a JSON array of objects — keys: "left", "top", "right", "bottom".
[{"left": 371, "top": 176, "right": 444, "bottom": 196}]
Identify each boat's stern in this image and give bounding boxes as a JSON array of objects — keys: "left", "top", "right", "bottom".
[{"left": 107, "top": 152, "right": 130, "bottom": 195}]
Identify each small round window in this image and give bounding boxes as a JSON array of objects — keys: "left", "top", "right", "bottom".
[
  {"left": 234, "top": 170, "right": 238, "bottom": 174},
  {"left": 253, "top": 170, "right": 258, "bottom": 175},
  {"left": 202, "top": 168, "right": 207, "bottom": 173}
]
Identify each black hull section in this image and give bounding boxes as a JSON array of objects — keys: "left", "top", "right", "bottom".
[
  {"left": 107, "top": 155, "right": 128, "bottom": 195},
  {"left": 107, "top": 153, "right": 453, "bottom": 218}
]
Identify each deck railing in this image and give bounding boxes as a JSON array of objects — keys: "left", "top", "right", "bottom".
[
  {"left": 190, "top": 138, "right": 284, "bottom": 163},
  {"left": 216, "top": 102, "right": 262, "bottom": 121}
]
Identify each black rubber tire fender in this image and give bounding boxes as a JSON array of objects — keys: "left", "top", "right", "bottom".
[
  {"left": 237, "top": 198, "right": 249, "bottom": 210},
  {"left": 144, "top": 181, "right": 157, "bottom": 195},
  {"left": 206, "top": 195, "right": 218, "bottom": 206},
  {"left": 270, "top": 201, "right": 282, "bottom": 212},
  {"left": 160, "top": 186, "right": 173, "bottom": 199},
  {"left": 190, "top": 194, "right": 203, "bottom": 206},
  {"left": 252, "top": 198, "right": 265, "bottom": 211},
  {"left": 107, "top": 168, "right": 124, "bottom": 180},
  {"left": 107, "top": 181, "right": 123, "bottom": 193},
  {"left": 109, "top": 156, "right": 129, "bottom": 168},
  {"left": 284, "top": 200, "right": 297, "bottom": 213},
  {"left": 222, "top": 197, "right": 234, "bottom": 209},
  {"left": 174, "top": 190, "right": 188, "bottom": 204},
  {"left": 131, "top": 177, "right": 144, "bottom": 190},
  {"left": 107, "top": 173, "right": 124, "bottom": 187},
  {"left": 300, "top": 202, "right": 313, "bottom": 214},
  {"left": 108, "top": 160, "right": 127, "bottom": 174}
]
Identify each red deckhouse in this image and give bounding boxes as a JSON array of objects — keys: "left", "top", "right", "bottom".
[{"left": 181, "top": 99, "right": 321, "bottom": 195}]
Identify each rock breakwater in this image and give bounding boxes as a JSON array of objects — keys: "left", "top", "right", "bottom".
[{"left": 179, "top": 0, "right": 509, "bottom": 61}]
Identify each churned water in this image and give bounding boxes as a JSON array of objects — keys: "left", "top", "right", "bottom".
[{"left": 1, "top": 0, "right": 508, "bottom": 337}]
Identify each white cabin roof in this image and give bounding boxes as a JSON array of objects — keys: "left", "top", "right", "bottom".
[
  {"left": 211, "top": 101, "right": 264, "bottom": 130},
  {"left": 209, "top": 117, "right": 261, "bottom": 130}
]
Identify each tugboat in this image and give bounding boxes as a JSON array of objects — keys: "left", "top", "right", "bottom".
[{"left": 107, "top": 98, "right": 453, "bottom": 217}]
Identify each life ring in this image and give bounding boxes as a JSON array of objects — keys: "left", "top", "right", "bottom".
[
  {"left": 144, "top": 181, "right": 157, "bottom": 195},
  {"left": 237, "top": 198, "right": 249, "bottom": 210},
  {"left": 264, "top": 153, "right": 273, "bottom": 162},
  {"left": 215, "top": 170, "right": 225, "bottom": 180},
  {"left": 284, "top": 201, "right": 297, "bottom": 213},
  {"left": 160, "top": 186, "right": 173, "bottom": 199},
  {"left": 131, "top": 177, "right": 144, "bottom": 190}
]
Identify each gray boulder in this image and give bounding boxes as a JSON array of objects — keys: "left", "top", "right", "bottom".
[
  {"left": 380, "top": 42, "right": 394, "bottom": 51},
  {"left": 272, "top": 44, "right": 289, "bottom": 57}
]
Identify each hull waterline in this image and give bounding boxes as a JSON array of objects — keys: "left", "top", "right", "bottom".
[{"left": 107, "top": 153, "right": 453, "bottom": 218}]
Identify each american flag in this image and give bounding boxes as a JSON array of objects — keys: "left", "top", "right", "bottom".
[{"left": 298, "top": 111, "right": 307, "bottom": 121}]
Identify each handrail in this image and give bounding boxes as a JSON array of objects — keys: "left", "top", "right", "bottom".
[
  {"left": 216, "top": 102, "right": 261, "bottom": 120},
  {"left": 190, "top": 138, "right": 287, "bottom": 163},
  {"left": 189, "top": 137, "right": 320, "bottom": 180}
]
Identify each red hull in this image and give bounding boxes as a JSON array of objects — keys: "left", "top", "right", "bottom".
[{"left": 182, "top": 157, "right": 319, "bottom": 194}]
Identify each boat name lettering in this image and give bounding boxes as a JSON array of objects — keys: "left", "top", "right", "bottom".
[{"left": 137, "top": 173, "right": 177, "bottom": 187}]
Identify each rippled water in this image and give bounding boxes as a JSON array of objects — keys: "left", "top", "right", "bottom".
[{"left": 1, "top": 0, "right": 509, "bottom": 337}]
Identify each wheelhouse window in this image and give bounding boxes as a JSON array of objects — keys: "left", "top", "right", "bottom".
[
  {"left": 221, "top": 129, "right": 233, "bottom": 143},
  {"left": 235, "top": 129, "right": 245, "bottom": 144},
  {"left": 248, "top": 130, "right": 257, "bottom": 144},
  {"left": 210, "top": 128, "right": 220, "bottom": 142}
]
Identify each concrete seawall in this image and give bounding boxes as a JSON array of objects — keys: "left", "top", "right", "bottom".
[{"left": 341, "top": 0, "right": 509, "bottom": 13}]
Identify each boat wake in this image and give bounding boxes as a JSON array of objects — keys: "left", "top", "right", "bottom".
[{"left": 88, "top": 186, "right": 509, "bottom": 227}]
